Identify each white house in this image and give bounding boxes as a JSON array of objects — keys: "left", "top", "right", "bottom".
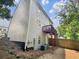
[{"left": 8, "top": 0, "right": 53, "bottom": 50}]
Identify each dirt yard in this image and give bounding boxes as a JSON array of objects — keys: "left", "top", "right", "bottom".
[
  {"left": 37, "top": 47, "right": 65, "bottom": 59},
  {"left": 0, "top": 37, "right": 65, "bottom": 59},
  {"left": 0, "top": 37, "right": 79, "bottom": 59},
  {"left": 13, "top": 47, "right": 65, "bottom": 59},
  {"left": 35, "top": 48, "right": 79, "bottom": 59}
]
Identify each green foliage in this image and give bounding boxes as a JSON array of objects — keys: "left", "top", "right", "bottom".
[
  {"left": 58, "top": 0, "right": 79, "bottom": 40},
  {"left": 0, "top": 0, "right": 14, "bottom": 19}
]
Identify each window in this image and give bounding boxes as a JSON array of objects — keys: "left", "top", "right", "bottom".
[
  {"left": 38, "top": 36, "right": 40, "bottom": 44},
  {"left": 33, "top": 38, "right": 35, "bottom": 45},
  {"left": 38, "top": 40, "right": 40, "bottom": 44}
]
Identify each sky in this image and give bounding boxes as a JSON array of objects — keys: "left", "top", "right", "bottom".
[
  {"left": 0, "top": 0, "right": 67, "bottom": 28},
  {"left": 0, "top": 0, "right": 20, "bottom": 27},
  {"left": 38, "top": 0, "right": 67, "bottom": 28}
]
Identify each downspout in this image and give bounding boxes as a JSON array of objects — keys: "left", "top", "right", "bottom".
[{"left": 24, "top": 0, "right": 31, "bottom": 50}]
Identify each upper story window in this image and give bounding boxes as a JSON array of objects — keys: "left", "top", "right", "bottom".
[{"left": 38, "top": 36, "right": 41, "bottom": 44}]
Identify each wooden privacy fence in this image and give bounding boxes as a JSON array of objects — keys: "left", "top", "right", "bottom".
[{"left": 57, "top": 39, "right": 79, "bottom": 50}]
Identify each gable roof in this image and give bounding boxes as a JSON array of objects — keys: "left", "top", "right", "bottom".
[{"left": 12, "top": 0, "right": 53, "bottom": 24}]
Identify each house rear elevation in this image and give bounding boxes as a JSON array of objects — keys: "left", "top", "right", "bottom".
[{"left": 8, "top": 0, "right": 53, "bottom": 50}]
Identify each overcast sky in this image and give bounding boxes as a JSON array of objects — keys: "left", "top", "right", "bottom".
[{"left": 0, "top": 0, "right": 67, "bottom": 28}]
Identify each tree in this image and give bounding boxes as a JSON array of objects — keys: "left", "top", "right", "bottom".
[
  {"left": 58, "top": 0, "right": 79, "bottom": 40},
  {"left": 0, "top": 0, "right": 14, "bottom": 19}
]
